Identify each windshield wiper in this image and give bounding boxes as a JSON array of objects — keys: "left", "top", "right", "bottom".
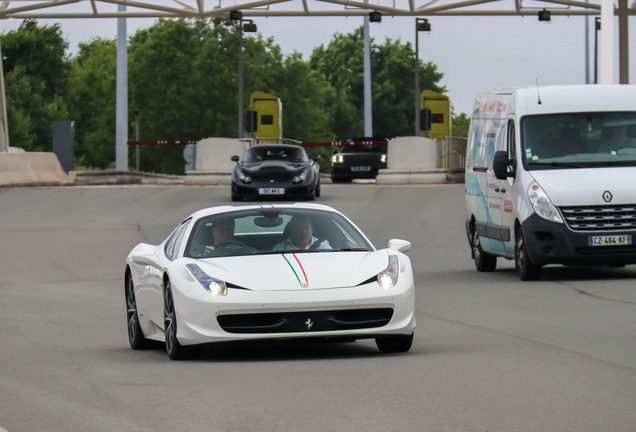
[
  {"left": 330, "top": 248, "right": 370, "bottom": 252},
  {"left": 530, "top": 161, "right": 586, "bottom": 168}
]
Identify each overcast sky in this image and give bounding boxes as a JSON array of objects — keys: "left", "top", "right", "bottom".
[{"left": 2, "top": 13, "right": 635, "bottom": 117}]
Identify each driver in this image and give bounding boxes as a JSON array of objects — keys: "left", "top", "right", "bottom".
[
  {"left": 204, "top": 218, "right": 235, "bottom": 254},
  {"left": 598, "top": 122, "right": 636, "bottom": 153}
]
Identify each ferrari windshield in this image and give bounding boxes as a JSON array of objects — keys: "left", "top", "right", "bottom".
[
  {"left": 184, "top": 208, "right": 373, "bottom": 258},
  {"left": 522, "top": 112, "right": 636, "bottom": 169},
  {"left": 243, "top": 145, "right": 308, "bottom": 163}
]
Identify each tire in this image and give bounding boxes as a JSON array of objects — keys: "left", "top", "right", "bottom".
[
  {"left": 375, "top": 333, "right": 414, "bottom": 353},
  {"left": 125, "top": 271, "right": 152, "bottom": 350},
  {"left": 515, "top": 231, "right": 542, "bottom": 281},
  {"left": 315, "top": 181, "right": 321, "bottom": 198},
  {"left": 164, "top": 279, "right": 201, "bottom": 360},
  {"left": 473, "top": 232, "right": 497, "bottom": 272}
]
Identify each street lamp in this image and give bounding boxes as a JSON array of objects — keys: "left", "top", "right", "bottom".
[
  {"left": 232, "top": 13, "right": 257, "bottom": 138},
  {"left": 414, "top": 18, "right": 431, "bottom": 136},
  {"left": 594, "top": 16, "right": 601, "bottom": 84}
]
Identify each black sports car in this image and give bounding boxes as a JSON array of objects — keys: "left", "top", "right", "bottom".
[
  {"left": 231, "top": 144, "right": 321, "bottom": 201},
  {"left": 330, "top": 138, "right": 388, "bottom": 183}
]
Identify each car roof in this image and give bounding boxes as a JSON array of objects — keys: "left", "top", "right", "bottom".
[
  {"left": 247, "top": 144, "right": 304, "bottom": 151},
  {"left": 188, "top": 203, "right": 340, "bottom": 221}
]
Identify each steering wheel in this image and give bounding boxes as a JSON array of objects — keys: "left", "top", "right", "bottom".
[
  {"left": 309, "top": 238, "right": 328, "bottom": 250},
  {"left": 214, "top": 240, "right": 247, "bottom": 249},
  {"left": 617, "top": 146, "right": 636, "bottom": 155}
]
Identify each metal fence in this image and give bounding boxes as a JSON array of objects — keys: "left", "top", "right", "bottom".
[{"left": 441, "top": 136, "right": 467, "bottom": 173}]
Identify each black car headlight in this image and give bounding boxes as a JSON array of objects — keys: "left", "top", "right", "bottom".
[
  {"left": 331, "top": 155, "right": 344, "bottom": 164},
  {"left": 237, "top": 169, "right": 251, "bottom": 184},
  {"left": 293, "top": 168, "right": 309, "bottom": 183}
]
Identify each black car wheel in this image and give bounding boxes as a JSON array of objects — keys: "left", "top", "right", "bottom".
[
  {"left": 515, "top": 231, "right": 542, "bottom": 281},
  {"left": 125, "top": 271, "right": 152, "bottom": 350},
  {"left": 375, "top": 333, "right": 414, "bottom": 353},
  {"left": 164, "top": 278, "right": 201, "bottom": 360},
  {"left": 473, "top": 231, "right": 497, "bottom": 272}
]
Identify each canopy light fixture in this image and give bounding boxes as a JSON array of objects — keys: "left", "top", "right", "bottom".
[
  {"left": 369, "top": 11, "right": 382, "bottom": 22},
  {"left": 538, "top": 9, "right": 551, "bottom": 22}
]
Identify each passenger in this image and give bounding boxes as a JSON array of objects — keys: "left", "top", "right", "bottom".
[
  {"left": 273, "top": 215, "right": 331, "bottom": 251},
  {"left": 559, "top": 127, "right": 587, "bottom": 156}
]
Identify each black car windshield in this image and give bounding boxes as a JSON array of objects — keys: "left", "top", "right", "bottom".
[
  {"left": 244, "top": 145, "right": 308, "bottom": 163},
  {"left": 522, "top": 112, "right": 636, "bottom": 169},
  {"left": 184, "top": 208, "right": 374, "bottom": 258}
]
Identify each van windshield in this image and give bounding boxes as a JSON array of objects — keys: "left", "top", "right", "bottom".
[{"left": 521, "top": 112, "right": 636, "bottom": 169}]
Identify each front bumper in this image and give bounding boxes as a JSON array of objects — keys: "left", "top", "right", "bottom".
[
  {"left": 173, "top": 280, "right": 416, "bottom": 346},
  {"left": 522, "top": 213, "right": 636, "bottom": 266},
  {"left": 232, "top": 181, "right": 316, "bottom": 199}
]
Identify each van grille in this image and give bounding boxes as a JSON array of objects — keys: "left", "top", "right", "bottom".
[{"left": 559, "top": 204, "right": 636, "bottom": 232}]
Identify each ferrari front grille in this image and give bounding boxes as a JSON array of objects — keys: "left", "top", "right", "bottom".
[{"left": 217, "top": 308, "right": 394, "bottom": 334}]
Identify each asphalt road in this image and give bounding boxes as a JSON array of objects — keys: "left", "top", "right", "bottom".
[{"left": 1, "top": 183, "right": 635, "bottom": 432}]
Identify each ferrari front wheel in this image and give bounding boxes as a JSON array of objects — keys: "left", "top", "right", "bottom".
[
  {"left": 164, "top": 279, "right": 201, "bottom": 360},
  {"left": 375, "top": 333, "right": 414, "bottom": 353},
  {"left": 125, "top": 271, "right": 152, "bottom": 350}
]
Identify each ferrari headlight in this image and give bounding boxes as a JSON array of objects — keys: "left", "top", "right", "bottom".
[
  {"left": 186, "top": 264, "right": 227, "bottom": 296},
  {"left": 237, "top": 169, "right": 251, "bottom": 184},
  {"left": 331, "top": 155, "right": 344, "bottom": 164},
  {"left": 377, "top": 255, "right": 399, "bottom": 289},
  {"left": 528, "top": 181, "right": 563, "bottom": 223},
  {"left": 293, "top": 168, "right": 309, "bottom": 183}
]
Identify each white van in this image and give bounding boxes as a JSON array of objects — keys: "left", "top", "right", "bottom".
[{"left": 465, "top": 85, "right": 636, "bottom": 280}]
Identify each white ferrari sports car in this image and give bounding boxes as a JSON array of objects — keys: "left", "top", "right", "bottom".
[{"left": 125, "top": 203, "right": 416, "bottom": 360}]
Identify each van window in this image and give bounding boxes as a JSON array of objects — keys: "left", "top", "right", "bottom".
[
  {"left": 521, "top": 112, "right": 636, "bottom": 169},
  {"left": 507, "top": 120, "right": 516, "bottom": 160}
]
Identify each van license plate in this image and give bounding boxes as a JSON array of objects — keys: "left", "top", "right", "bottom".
[
  {"left": 588, "top": 235, "right": 632, "bottom": 246},
  {"left": 351, "top": 166, "right": 371, "bottom": 172},
  {"left": 259, "top": 188, "right": 284, "bottom": 195}
]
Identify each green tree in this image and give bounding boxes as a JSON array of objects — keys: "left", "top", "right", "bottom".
[
  {"left": 451, "top": 112, "right": 470, "bottom": 138},
  {"left": 310, "top": 26, "right": 445, "bottom": 140},
  {"left": 1, "top": 19, "right": 70, "bottom": 151},
  {"left": 68, "top": 38, "right": 117, "bottom": 169}
]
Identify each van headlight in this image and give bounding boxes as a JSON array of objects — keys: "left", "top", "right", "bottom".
[{"left": 528, "top": 181, "right": 563, "bottom": 223}]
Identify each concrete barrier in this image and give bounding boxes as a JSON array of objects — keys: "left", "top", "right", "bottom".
[
  {"left": 0, "top": 152, "right": 73, "bottom": 187},
  {"left": 376, "top": 136, "right": 449, "bottom": 184},
  {"left": 184, "top": 137, "right": 248, "bottom": 185}
]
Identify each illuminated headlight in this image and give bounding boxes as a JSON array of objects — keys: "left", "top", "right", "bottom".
[
  {"left": 381, "top": 154, "right": 387, "bottom": 163},
  {"left": 331, "top": 155, "right": 344, "bottom": 164},
  {"left": 377, "top": 255, "right": 399, "bottom": 289},
  {"left": 237, "top": 169, "right": 251, "bottom": 183},
  {"left": 293, "top": 168, "right": 309, "bottom": 183},
  {"left": 186, "top": 264, "right": 228, "bottom": 296},
  {"left": 528, "top": 181, "right": 563, "bottom": 223}
]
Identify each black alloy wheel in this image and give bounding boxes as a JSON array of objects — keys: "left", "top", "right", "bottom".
[{"left": 126, "top": 271, "right": 151, "bottom": 349}]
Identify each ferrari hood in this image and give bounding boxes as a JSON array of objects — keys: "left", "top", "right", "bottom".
[{"left": 190, "top": 250, "right": 390, "bottom": 291}]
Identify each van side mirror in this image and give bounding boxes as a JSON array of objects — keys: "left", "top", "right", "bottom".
[
  {"left": 493, "top": 151, "right": 515, "bottom": 180},
  {"left": 231, "top": 155, "right": 240, "bottom": 164}
]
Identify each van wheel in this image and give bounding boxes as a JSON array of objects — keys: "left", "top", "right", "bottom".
[
  {"left": 473, "top": 232, "right": 497, "bottom": 272},
  {"left": 515, "top": 232, "right": 542, "bottom": 281}
]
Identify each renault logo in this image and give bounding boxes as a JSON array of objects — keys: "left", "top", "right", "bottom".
[
  {"left": 603, "top": 191, "right": 613, "bottom": 203},
  {"left": 305, "top": 319, "right": 313, "bottom": 330}
]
